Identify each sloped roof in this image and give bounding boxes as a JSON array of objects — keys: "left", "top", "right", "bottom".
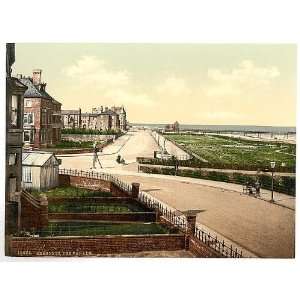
[
  {"left": 19, "top": 77, "right": 60, "bottom": 104},
  {"left": 62, "top": 109, "right": 80, "bottom": 115},
  {"left": 81, "top": 113, "right": 99, "bottom": 117},
  {"left": 101, "top": 109, "right": 117, "bottom": 115},
  {"left": 22, "top": 151, "right": 59, "bottom": 167}
]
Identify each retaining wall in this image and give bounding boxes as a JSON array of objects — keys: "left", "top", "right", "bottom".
[
  {"left": 20, "top": 192, "right": 48, "bottom": 230},
  {"left": 188, "top": 236, "right": 222, "bottom": 258},
  {"left": 10, "top": 234, "right": 186, "bottom": 256}
]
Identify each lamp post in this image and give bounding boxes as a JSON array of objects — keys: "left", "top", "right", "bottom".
[{"left": 270, "top": 161, "right": 276, "bottom": 202}]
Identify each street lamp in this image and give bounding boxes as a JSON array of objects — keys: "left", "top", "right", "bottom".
[{"left": 270, "top": 161, "right": 276, "bottom": 202}]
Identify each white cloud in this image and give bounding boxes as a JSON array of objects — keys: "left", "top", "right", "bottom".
[
  {"left": 62, "top": 56, "right": 154, "bottom": 107},
  {"left": 206, "top": 60, "right": 280, "bottom": 97},
  {"left": 103, "top": 89, "right": 154, "bottom": 107},
  {"left": 63, "top": 56, "right": 130, "bottom": 87},
  {"left": 156, "top": 76, "right": 190, "bottom": 97}
]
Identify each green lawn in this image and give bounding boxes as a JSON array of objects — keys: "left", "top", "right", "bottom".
[
  {"left": 165, "top": 134, "right": 296, "bottom": 170},
  {"left": 48, "top": 201, "right": 147, "bottom": 213},
  {"left": 30, "top": 186, "right": 112, "bottom": 199},
  {"left": 55, "top": 140, "right": 94, "bottom": 149},
  {"left": 38, "top": 222, "right": 175, "bottom": 236}
]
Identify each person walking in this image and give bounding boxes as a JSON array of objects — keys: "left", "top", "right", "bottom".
[
  {"left": 92, "top": 141, "right": 102, "bottom": 169},
  {"left": 255, "top": 180, "right": 261, "bottom": 197}
]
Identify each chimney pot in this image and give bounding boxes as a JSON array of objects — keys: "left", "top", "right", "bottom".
[{"left": 32, "top": 69, "right": 42, "bottom": 85}]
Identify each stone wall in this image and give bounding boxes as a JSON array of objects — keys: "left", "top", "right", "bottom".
[{"left": 10, "top": 234, "right": 186, "bottom": 256}]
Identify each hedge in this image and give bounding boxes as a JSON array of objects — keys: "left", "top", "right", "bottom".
[
  {"left": 139, "top": 165, "right": 295, "bottom": 196},
  {"left": 136, "top": 157, "right": 295, "bottom": 173},
  {"left": 62, "top": 128, "right": 122, "bottom": 136}
]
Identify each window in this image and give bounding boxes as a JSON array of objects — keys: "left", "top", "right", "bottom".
[
  {"left": 25, "top": 100, "right": 32, "bottom": 107},
  {"left": 24, "top": 113, "right": 34, "bottom": 125},
  {"left": 41, "top": 128, "right": 46, "bottom": 143},
  {"left": 22, "top": 167, "right": 32, "bottom": 183},
  {"left": 42, "top": 110, "right": 47, "bottom": 125},
  {"left": 8, "top": 153, "right": 17, "bottom": 165},
  {"left": 11, "top": 95, "right": 19, "bottom": 127},
  {"left": 9, "top": 177, "right": 17, "bottom": 193},
  {"left": 23, "top": 130, "right": 31, "bottom": 143}
]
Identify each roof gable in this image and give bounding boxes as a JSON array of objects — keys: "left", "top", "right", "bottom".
[{"left": 22, "top": 151, "right": 59, "bottom": 167}]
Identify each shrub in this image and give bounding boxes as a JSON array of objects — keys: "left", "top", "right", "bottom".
[{"left": 138, "top": 165, "right": 295, "bottom": 196}]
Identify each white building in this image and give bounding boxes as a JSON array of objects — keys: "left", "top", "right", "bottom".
[{"left": 22, "top": 151, "right": 60, "bottom": 191}]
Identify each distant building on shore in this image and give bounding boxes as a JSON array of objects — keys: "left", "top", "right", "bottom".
[
  {"left": 165, "top": 121, "right": 180, "bottom": 132},
  {"left": 111, "top": 106, "right": 127, "bottom": 131},
  {"left": 18, "top": 69, "right": 62, "bottom": 148},
  {"left": 62, "top": 105, "right": 126, "bottom": 132}
]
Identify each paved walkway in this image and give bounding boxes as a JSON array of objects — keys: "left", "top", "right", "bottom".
[{"left": 115, "top": 173, "right": 295, "bottom": 258}]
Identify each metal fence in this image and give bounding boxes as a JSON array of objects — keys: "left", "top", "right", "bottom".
[
  {"left": 195, "top": 226, "right": 243, "bottom": 258},
  {"left": 59, "top": 168, "right": 244, "bottom": 257}
]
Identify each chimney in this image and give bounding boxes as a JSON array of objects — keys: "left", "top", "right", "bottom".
[
  {"left": 105, "top": 107, "right": 108, "bottom": 112},
  {"left": 39, "top": 83, "right": 46, "bottom": 92},
  {"left": 16, "top": 74, "right": 23, "bottom": 79},
  {"left": 32, "top": 69, "right": 42, "bottom": 85},
  {"left": 100, "top": 106, "right": 103, "bottom": 113}
]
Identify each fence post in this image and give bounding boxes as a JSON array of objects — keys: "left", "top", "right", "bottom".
[
  {"left": 183, "top": 212, "right": 197, "bottom": 250},
  {"left": 131, "top": 183, "right": 140, "bottom": 199}
]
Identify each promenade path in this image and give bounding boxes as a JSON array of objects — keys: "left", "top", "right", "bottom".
[{"left": 58, "top": 129, "right": 295, "bottom": 258}]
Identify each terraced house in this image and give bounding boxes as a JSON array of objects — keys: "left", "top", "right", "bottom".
[
  {"left": 18, "top": 69, "right": 62, "bottom": 148},
  {"left": 62, "top": 106, "right": 126, "bottom": 132}
]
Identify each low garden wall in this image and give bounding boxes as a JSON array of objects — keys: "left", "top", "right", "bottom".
[
  {"left": 10, "top": 234, "right": 186, "bottom": 257},
  {"left": 188, "top": 236, "right": 222, "bottom": 258},
  {"left": 59, "top": 174, "right": 111, "bottom": 192},
  {"left": 59, "top": 174, "right": 131, "bottom": 197},
  {"left": 20, "top": 191, "right": 48, "bottom": 230},
  {"left": 139, "top": 165, "right": 296, "bottom": 196}
]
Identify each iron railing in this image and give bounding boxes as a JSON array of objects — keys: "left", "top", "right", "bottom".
[
  {"left": 58, "top": 168, "right": 244, "bottom": 257},
  {"left": 194, "top": 226, "right": 243, "bottom": 258}
]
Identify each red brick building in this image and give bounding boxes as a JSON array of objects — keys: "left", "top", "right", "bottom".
[{"left": 18, "top": 70, "right": 62, "bottom": 148}]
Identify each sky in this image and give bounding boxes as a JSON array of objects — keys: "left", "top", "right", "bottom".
[{"left": 14, "top": 43, "right": 297, "bottom": 126}]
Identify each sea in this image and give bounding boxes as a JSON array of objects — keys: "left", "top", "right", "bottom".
[{"left": 132, "top": 123, "right": 296, "bottom": 133}]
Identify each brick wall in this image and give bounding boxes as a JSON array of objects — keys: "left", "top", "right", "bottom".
[
  {"left": 110, "top": 182, "right": 130, "bottom": 197},
  {"left": 10, "top": 234, "right": 186, "bottom": 256},
  {"left": 69, "top": 175, "right": 111, "bottom": 192},
  {"left": 58, "top": 174, "right": 131, "bottom": 197},
  {"left": 48, "top": 212, "right": 156, "bottom": 222},
  {"left": 20, "top": 192, "right": 48, "bottom": 230},
  {"left": 188, "top": 236, "right": 222, "bottom": 258}
]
